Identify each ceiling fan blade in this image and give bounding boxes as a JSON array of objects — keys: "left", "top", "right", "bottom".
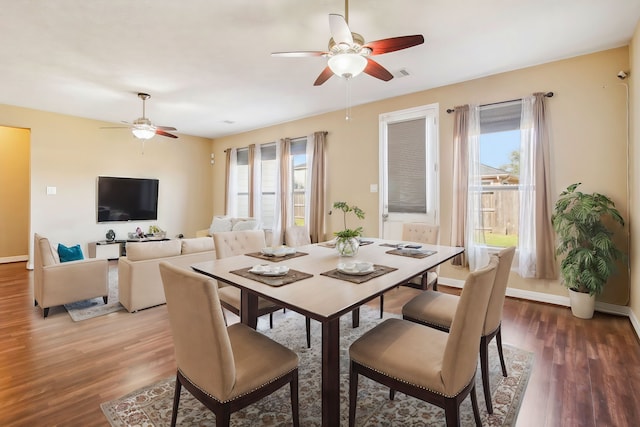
[
  {"left": 329, "top": 14, "right": 353, "bottom": 45},
  {"left": 313, "top": 66, "right": 334, "bottom": 86},
  {"left": 156, "top": 125, "right": 177, "bottom": 131},
  {"left": 364, "top": 34, "right": 425, "bottom": 55},
  {"left": 272, "top": 51, "right": 327, "bottom": 58},
  {"left": 156, "top": 129, "right": 178, "bottom": 139},
  {"left": 100, "top": 126, "right": 129, "bottom": 129},
  {"left": 364, "top": 58, "right": 394, "bottom": 81}
]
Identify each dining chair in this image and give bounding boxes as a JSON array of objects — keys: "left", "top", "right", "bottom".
[
  {"left": 402, "top": 246, "right": 516, "bottom": 414},
  {"left": 284, "top": 225, "right": 312, "bottom": 247},
  {"left": 349, "top": 255, "right": 498, "bottom": 427},
  {"left": 212, "top": 230, "right": 282, "bottom": 328},
  {"left": 213, "top": 229, "right": 312, "bottom": 347},
  {"left": 159, "top": 262, "right": 300, "bottom": 427},
  {"left": 378, "top": 222, "right": 440, "bottom": 318}
]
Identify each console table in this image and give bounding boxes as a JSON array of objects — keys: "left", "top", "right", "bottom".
[{"left": 88, "top": 240, "right": 125, "bottom": 260}]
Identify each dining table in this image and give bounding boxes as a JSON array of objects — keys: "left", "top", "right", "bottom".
[{"left": 191, "top": 238, "right": 464, "bottom": 427}]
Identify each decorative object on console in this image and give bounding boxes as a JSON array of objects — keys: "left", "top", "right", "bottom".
[
  {"left": 331, "top": 201, "right": 365, "bottom": 257},
  {"left": 106, "top": 229, "right": 116, "bottom": 242},
  {"left": 551, "top": 182, "right": 625, "bottom": 319},
  {"left": 57, "top": 243, "right": 84, "bottom": 263}
]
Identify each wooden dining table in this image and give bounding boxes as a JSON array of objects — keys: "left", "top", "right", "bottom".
[{"left": 191, "top": 238, "right": 464, "bottom": 427}]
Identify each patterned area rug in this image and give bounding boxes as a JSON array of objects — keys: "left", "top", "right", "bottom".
[
  {"left": 101, "top": 307, "right": 533, "bottom": 426},
  {"left": 64, "top": 263, "right": 124, "bottom": 321}
]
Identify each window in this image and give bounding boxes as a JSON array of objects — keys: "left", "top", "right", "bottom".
[
  {"left": 234, "top": 148, "right": 250, "bottom": 217},
  {"left": 477, "top": 101, "right": 521, "bottom": 248},
  {"left": 290, "top": 138, "right": 308, "bottom": 226},
  {"left": 230, "top": 138, "right": 309, "bottom": 229}
]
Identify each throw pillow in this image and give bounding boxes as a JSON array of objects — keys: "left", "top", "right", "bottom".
[
  {"left": 57, "top": 243, "right": 84, "bottom": 263},
  {"left": 232, "top": 220, "right": 258, "bottom": 231},
  {"left": 209, "top": 216, "right": 233, "bottom": 234}
]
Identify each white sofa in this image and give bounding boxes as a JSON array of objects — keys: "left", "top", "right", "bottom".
[
  {"left": 118, "top": 237, "right": 215, "bottom": 312},
  {"left": 195, "top": 216, "right": 260, "bottom": 237}
]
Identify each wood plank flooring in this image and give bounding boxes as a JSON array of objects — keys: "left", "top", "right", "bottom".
[{"left": 1, "top": 260, "right": 639, "bottom": 426}]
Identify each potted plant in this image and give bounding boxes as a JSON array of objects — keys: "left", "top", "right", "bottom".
[
  {"left": 332, "top": 201, "right": 365, "bottom": 257},
  {"left": 551, "top": 183, "right": 625, "bottom": 319}
]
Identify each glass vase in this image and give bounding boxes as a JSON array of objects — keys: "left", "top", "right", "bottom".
[{"left": 336, "top": 237, "right": 359, "bottom": 257}]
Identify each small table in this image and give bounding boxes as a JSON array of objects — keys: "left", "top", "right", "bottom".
[{"left": 192, "top": 239, "right": 463, "bottom": 427}]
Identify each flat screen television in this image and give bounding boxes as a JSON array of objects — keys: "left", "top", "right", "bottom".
[{"left": 97, "top": 176, "right": 159, "bottom": 223}]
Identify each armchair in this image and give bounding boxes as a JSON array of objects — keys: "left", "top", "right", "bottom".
[{"left": 33, "top": 234, "right": 109, "bottom": 318}]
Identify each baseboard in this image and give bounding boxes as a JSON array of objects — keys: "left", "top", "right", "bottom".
[
  {"left": 0, "top": 255, "right": 29, "bottom": 264},
  {"left": 439, "top": 276, "right": 639, "bottom": 339}
]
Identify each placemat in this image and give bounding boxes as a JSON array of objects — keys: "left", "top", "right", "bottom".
[
  {"left": 385, "top": 248, "right": 437, "bottom": 259},
  {"left": 318, "top": 240, "right": 375, "bottom": 248},
  {"left": 320, "top": 264, "right": 397, "bottom": 284},
  {"left": 245, "top": 251, "right": 308, "bottom": 262},
  {"left": 230, "top": 267, "right": 313, "bottom": 287}
]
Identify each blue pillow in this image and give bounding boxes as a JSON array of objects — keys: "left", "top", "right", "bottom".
[{"left": 58, "top": 244, "right": 84, "bottom": 263}]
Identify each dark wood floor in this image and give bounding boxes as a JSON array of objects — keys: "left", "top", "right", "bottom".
[{"left": 1, "top": 260, "right": 639, "bottom": 426}]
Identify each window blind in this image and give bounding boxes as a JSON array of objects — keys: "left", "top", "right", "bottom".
[
  {"left": 388, "top": 118, "right": 426, "bottom": 213},
  {"left": 479, "top": 100, "right": 522, "bottom": 134}
]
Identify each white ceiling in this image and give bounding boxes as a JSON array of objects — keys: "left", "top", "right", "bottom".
[{"left": 1, "top": 0, "right": 638, "bottom": 139}]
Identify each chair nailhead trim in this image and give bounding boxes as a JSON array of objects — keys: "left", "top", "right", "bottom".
[
  {"left": 179, "top": 368, "right": 296, "bottom": 404},
  {"left": 352, "top": 360, "right": 473, "bottom": 399}
]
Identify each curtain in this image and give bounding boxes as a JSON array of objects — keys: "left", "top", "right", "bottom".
[
  {"left": 450, "top": 106, "right": 469, "bottom": 266},
  {"left": 465, "top": 105, "right": 489, "bottom": 271},
  {"left": 247, "top": 144, "right": 255, "bottom": 217},
  {"left": 271, "top": 138, "right": 290, "bottom": 246},
  {"left": 518, "top": 93, "right": 557, "bottom": 279},
  {"left": 226, "top": 148, "right": 238, "bottom": 217},
  {"left": 251, "top": 144, "right": 262, "bottom": 224},
  {"left": 309, "top": 131, "right": 327, "bottom": 243}
]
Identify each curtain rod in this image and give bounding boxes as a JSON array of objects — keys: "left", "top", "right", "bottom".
[{"left": 445, "top": 92, "right": 554, "bottom": 114}]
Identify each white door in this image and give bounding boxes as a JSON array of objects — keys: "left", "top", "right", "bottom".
[{"left": 379, "top": 104, "right": 439, "bottom": 241}]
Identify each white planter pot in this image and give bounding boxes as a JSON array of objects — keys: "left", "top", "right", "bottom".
[{"left": 568, "top": 289, "right": 596, "bottom": 319}]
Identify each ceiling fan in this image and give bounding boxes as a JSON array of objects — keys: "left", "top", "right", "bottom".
[
  {"left": 271, "top": 0, "right": 424, "bottom": 86},
  {"left": 105, "top": 93, "right": 178, "bottom": 140}
]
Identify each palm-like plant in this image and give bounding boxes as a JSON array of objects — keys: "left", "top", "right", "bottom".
[
  {"left": 551, "top": 183, "right": 625, "bottom": 295},
  {"left": 332, "top": 201, "right": 365, "bottom": 239}
]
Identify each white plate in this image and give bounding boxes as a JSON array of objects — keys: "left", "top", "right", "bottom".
[
  {"left": 337, "top": 262, "right": 374, "bottom": 276},
  {"left": 261, "top": 246, "right": 296, "bottom": 257},
  {"left": 249, "top": 265, "right": 289, "bottom": 276}
]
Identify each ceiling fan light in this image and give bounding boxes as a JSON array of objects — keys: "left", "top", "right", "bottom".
[
  {"left": 132, "top": 128, "right": 156, "bottom": 140},
  {"left": 328, "top": 53, "right": 367, "bottom": 79}
]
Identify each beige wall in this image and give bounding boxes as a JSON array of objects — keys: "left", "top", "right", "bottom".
[
  {"left": 213, "top": 47, "right": 631, "bottom": 305},
  {"left": 629, "top": 22, "right": 640, "bottom": 319},
  {"left": 0, "top": 104, "right": 214, "bottom": 267},
  {"left": 0, "top": 126, "right": 30, "bottom": 260}
]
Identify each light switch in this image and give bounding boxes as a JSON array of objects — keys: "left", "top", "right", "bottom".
[
  {"left": 46, "top": 186, "right": 57, "bottom": 195},
  {"left": 370, "top": 184, "right": 378, "bottom": 193}
]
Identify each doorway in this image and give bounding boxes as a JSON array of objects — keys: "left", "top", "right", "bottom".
[{"left": 0, "top": 126, "right": 30, "bottom": 263}]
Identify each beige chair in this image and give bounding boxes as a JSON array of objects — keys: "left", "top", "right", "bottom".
[
  {"left": 378, "top": 223, "right": 440, "bottom": 317},
  {"left": 159, "top": 262, "right": 300, "bottom": 427},
  {"left": 402, "top": 246, "right": 516, "bottom": 414},
  {"left": 284, "top": 225, "right": 311, "bottom": 247},
  {"left": 33, "top": 233, "right": 109, "bottom": 318},
  {"left": 212, "top": 230, "right": 282, "bottom": 327},
  {"left": 349, "top": 256, "right": 498, "bottom": 427}
]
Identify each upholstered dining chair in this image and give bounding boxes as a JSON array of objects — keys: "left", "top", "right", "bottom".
[
  {"left": 284, "top": 225, "right": 311, "bottom": 247},
  {"left": 33, "top": 233, "right": 109, "bottom": 318},
  {"left": 378, "top": 222, "right": 440, "bottom": 318},
  {"left": 349, "top": 256, "right": 498, "bottom": 427},
  {"left": 402, "top": 246, "right": 516, "bottom": 414},
  {"left": 159, "top": 262, "right": 300, "bottom": 427},
  {"left": 212, "top": 230, "right": 282, "bottom": 327}
]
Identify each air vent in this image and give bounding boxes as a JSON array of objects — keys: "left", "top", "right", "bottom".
[
  {"left": 222, "top": 120, "right": 235, "bottom": 124},
  {"left": 393, "top": 68, "right": 411, "bottom": 78}
]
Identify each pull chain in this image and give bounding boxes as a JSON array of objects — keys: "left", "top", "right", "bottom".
[{"left": 345, "top": 78, "right": 352, "bottom": 121}]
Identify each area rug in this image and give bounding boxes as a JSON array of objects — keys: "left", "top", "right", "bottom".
[
  {"left": 64, "top": 263, "right": 124, "bottom": 321},
  {"left": 101, "top": 307, "right": 533, "bottom": 426}
]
